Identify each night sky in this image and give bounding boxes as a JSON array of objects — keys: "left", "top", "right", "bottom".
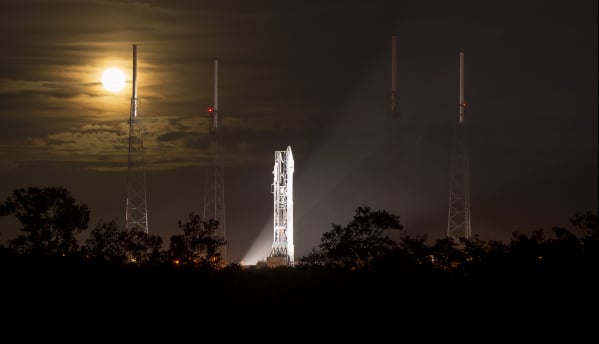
[{"left": 0, "top": 0, "right": 596, "bottom": 264}]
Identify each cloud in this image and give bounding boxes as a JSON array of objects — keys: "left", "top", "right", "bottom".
[{"left": 0, "top": 78, "right": 87, "bottom": 99}]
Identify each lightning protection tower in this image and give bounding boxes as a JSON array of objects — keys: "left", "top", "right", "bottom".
[
  {"left": 203, "top": 58, "right": 226, "bottom": 263},
  {"left": 126, "top": 43, "right": 149, "bottom": 233},
  {"left": 447, "top": 51, "right": 472, "bottom": 241},
  {"left": 267, "top": 145, "right": 294, "bottom": 267}
]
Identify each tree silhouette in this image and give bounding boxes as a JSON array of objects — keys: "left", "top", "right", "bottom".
[
  {"left": 570, "top": 210, "right": 598, "bottom": 239},
  {"left": 168, "top": 212, "right": 226, "bottom": 268},
  {"left": 307, "top": 206, "right": 403, "bottom": 270},
  {"left": 428, "top": 236, "right": 464, "bottom": 273},
  {"left": 0, "top": 186, "right": 90, "bottom": 257},
  {"left": 124, "top": 227, "right": 163, "bottom": 265},
  {"left": 84, "top": 219, "right": 128, "bottom": 263}
]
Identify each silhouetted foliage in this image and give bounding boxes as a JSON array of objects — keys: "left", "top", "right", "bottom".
[
  {"left": 168, "top": 212, "right": 226, "bottom": 269},
  {"left": 428, "top": 236, "right": 464, "bottom": 273},
  {"left": 83, "top": 219, "right": 129, "bottom": 263},
  {"left": 124, "top": 227, "right": 163, "bottom": 265},
  {"left": 0, "top": 186, "right": 90, "bottom": 257},
  {"left": 298, "top": 248, "right": 325, "bottom": 268},
  {"left": 459, "top": 235, "right": 488, "bottom": 273},
  {"left": 305, "top": 206, "right": 403, "bottom": 270},
  {"left": 570, "top": 210, "right": 599, "bottom": 261},
  {"left": 397, "top": 232, "right": 429, "bottom": 262},
  {"left": 570, "top": 210, "right": 598, "bottom": 238},
  {"left": 82, "top": 219, "right": 163, "bottom": 265},
  {"left": 0, "top": 188, "right": 596, "bottom": 319}
]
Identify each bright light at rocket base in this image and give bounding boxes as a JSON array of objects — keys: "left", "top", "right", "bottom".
[
  {"left": 241, "top": 222, "right": 273, "bottom": 265},
  {"left": 242, "top": 146, "right": 294, "bottom": 265}
]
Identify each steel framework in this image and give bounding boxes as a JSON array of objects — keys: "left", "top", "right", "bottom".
[
  {"left": 126, "top": 43, "right": 149, "bottom": 233},
  {"left": 270, "top": 146, "right": 294, "bottom": 266},
  {"left": 447, "top": 51, "right": 471, "bottom": 241},
  {"left": 203, "top": 59, "right": 226, "bottom": 263}
]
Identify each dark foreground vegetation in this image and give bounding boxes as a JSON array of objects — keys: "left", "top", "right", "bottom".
[{"left": 1, "top": 187, "right": 597, "bottom": 334}]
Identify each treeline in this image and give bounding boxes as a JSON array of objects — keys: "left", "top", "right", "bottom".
[
  {"left": 0, "top": 186, "right": 597, "bottom": 282},
  {"left": 1, "top": 185, "right": 598, "bottom": 330}
]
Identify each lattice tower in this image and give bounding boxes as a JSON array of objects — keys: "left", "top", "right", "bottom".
[
  {"left": 203, "top": 59, "right": 226, "bottom": 263},
  {"left": 447, "top": 51, "right": 472, "bottom": 241},
  {"left": 126, "top": 43, "right": 149, "bottom": 233}
]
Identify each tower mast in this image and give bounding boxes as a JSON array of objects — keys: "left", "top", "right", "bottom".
[
  {"left": 126, "top": 43, "right": 149, "bottom": 233},
  {"left": 203, "top": 58, "right": 226, "bottom": 263},
  {"left": 447, "top": 51, "right": 471, "bottom": 241}
]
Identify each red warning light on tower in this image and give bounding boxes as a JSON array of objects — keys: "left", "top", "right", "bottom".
[{"left": 208, "top": 106, "right": 214, "bottom": 113}]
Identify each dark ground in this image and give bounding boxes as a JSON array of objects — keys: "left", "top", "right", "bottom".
[{"left": 2, "top": 256, "right": 596, "bottom": 341}]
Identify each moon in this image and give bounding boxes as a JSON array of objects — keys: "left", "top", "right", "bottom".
[{"left": 101, "top": 67, "right": 126, "bottom": 93}]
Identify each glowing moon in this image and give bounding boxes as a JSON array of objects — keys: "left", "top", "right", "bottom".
[{"left": 101, "top": 67, "right": 126, "bottom": 92}]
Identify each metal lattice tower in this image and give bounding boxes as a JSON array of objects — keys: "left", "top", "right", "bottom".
[
  {"left": 447, "top": 51, "right": 471, "bottom": 241},
  {"left": 269, "top": 146, "right": 295, "bottom": 266},
  {"left": 125, "top": 44, "right": 149, "bottom": 233},
  {"left": 203, "top": 59, "right": 226, "bottom": 263}
]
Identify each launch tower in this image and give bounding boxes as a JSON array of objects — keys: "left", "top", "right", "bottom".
[
  {"left": 125, "top": 43, "right": 149, "bottom": 233},
  {"left": 447, "top": 51, "right": 472, "bottom": 241},
  {"left": 203, "top": 59, "right": 227, "bottom": 263},
  {"left": 267, "top": 146, "right": 294, "bottom": 267}
]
